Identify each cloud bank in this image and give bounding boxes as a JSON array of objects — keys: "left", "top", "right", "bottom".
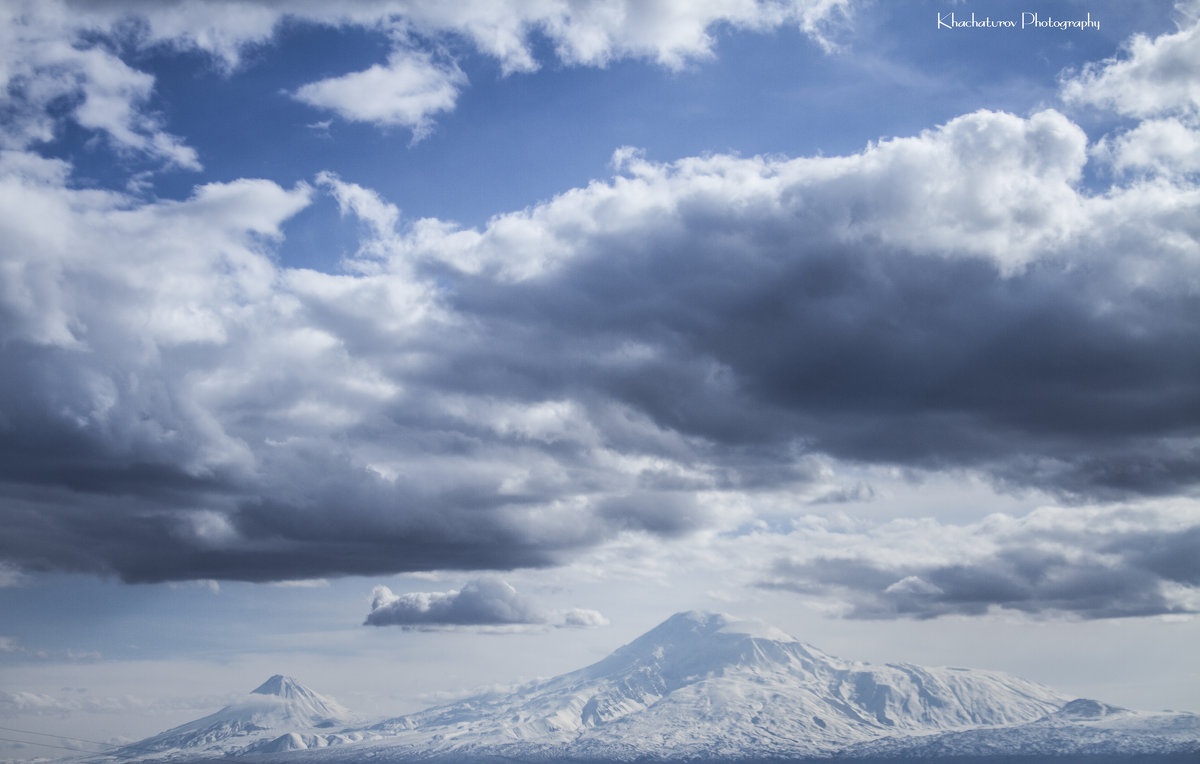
[{"left": 759, "top": 502, "right": 1200, "bottom": 620}]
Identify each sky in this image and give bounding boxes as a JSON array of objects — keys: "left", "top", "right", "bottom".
[{"left": 2, "top": 0, "right": 1200, "bottom": 758}]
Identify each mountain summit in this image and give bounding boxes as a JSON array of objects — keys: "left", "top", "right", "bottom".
[
  {"left": 248, "top": 674, "right": 349, "bottom": 720},
  {"left": 252, "top": 674, "right": 307, "bottom": 696}
]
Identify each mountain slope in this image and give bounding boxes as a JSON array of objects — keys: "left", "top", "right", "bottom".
[
  {"left": 114, "top": 675, "right": 357, "bottom": 758},
  {"left": 838, "top": 698, "right": 1200, "bottom": 760},
  {"left": 347, "top": 611, "right": 1070, "bottom": 760}
]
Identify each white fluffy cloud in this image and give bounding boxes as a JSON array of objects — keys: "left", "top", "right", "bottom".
[
  {"left": 1063, "top": 4, "right": 1200, "bottom": 181},
  {"left": 0, "top": 2, "right": 199, "bottom": 167},
  {"left": 66, "top": 0, "right": 850, "bottom": 71},
  {"left": 1098, "top": 117, "right": 1200, "bottom": 176},
  {"left": 535, "top": 0, "right": 851, "bottom": 67},
  {"left": 293, "top": 50, "right": 466, "bottom": 138},
  {"left": 1061, "top": 7, "right": 1200, "bottom": 118},
  {"left": 365, "top": 578, "right": 607, "bottom": 630}
]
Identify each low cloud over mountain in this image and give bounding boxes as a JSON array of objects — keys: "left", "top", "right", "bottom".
[{"left": 365, "top": 578, "right": 607, "bottom": 630}]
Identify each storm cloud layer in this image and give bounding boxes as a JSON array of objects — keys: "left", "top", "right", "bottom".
[{"left": 1, "top": 1, "right": 1199, "bottom": 624}]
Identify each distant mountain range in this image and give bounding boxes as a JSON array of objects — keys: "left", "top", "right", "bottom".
[{"left": 103, "top": 611, "right": 1199, "bottom": 762}]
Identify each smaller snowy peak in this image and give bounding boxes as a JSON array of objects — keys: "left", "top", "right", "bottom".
[
  {"left": 112, "top": 675, "right": 353, "bottom": 759},
  {"left": 250, "top": 674, "right": 347, "bottom": 718},
  {"left": 253, "top": 674, "right": 304, "bottom": 696},
  {"left": 241, "top": 674, "right": 350, "bottom": 724}
]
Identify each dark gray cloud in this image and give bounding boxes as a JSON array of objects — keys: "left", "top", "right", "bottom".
[
  {"left": 364, "top": 578, "right": 606, "bottom": 630},
  {"left": 2, "top": 89, "right": 1200, "bottom": 590},
  {"left": 444, "top": 236, "right": 1200, "bottom": 499},
  {"left": 759, "top": 506, "right": 1200, "bottom": 619}
]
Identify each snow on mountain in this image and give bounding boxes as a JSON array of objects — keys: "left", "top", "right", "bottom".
[
  {"left": 322, "top": 611, "right": 1073, "bottom": 760},
  {"left": 110, "top": 675, "right": 360, "bottom": 759},
  {"left": 841, "top": 698, "right": 1200, "bottom": 759},
  {"left": 108, "top": 612, "right": 1200, "bottom": 763}
]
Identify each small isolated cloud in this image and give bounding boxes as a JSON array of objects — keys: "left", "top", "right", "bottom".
[
  {"left": 306, "top": 119, "right": 333, "bottom": 138},
  {"left": 562, "top": 608, "right": 610, "bottom": 628},
  {"left": 759, "top": 502, "right": 1200, "bottom": 620},
  {"left": 364, "top": 578, "right": 606, "bottom": 630},
  {"left": 293, "top": 49, "right": 466, "bottom": 139}
]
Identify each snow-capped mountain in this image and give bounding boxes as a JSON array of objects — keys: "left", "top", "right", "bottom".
[
  {"left": 112, "top": 675, "right": 359, "bottom": 758},
  {"left": 338, "top": 610, "right": 1070, "bottom": 760},
  {"left": 107, "top": 612, "right": 1200, "bottom": 762}
]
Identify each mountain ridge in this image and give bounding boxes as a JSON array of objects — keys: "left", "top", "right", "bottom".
[{"left": 103, "top": 611, "right": 1199, "bottom": 762}]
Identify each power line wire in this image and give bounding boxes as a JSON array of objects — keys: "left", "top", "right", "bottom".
[
  {"left": 0, "top": 733, "right": 101, "bottom": 754},
  {"left": 0, "top": 723, "right": 262, "bottom": 763},
  {"left": 0, "top": 725, "right": 122, "bottom": 750}
]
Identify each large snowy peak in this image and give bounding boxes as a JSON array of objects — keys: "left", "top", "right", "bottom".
[
  {"left": 581, "top": 610, "right": 817, "bottom": 682},
  {"left": 368, "top": 610, "right": 1069, "bottom": 759}
]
